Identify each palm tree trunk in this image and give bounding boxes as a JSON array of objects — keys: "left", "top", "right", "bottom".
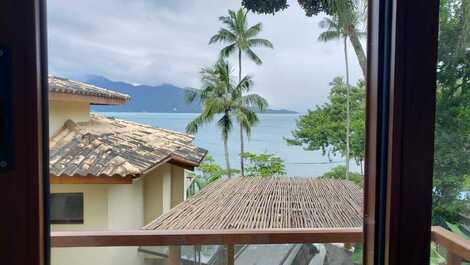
[
  {"left": 224, "top": 135, "right": 231, "bottom": 178},
  {"left": 349, "top": 29, "right": 367, "bottom": 78},
  {"left": 344, "top": 36, "right": 351, "bottom": 180},
  {"left": 238, "top": 48, "right": 245, "bottom": 177}
]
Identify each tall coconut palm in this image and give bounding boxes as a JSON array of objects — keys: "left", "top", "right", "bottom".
[
  {"left": 186, "top": 60, "right": 267, "bottom": 178},
  {"left": 319, "top": 7, "right": 367, "bottom": 77},
  {"left": 318, "top": 10, "right": 364, "bottom": 179},
  {"left": 209, "top": 8, "right": 273, "bottom": 176}
]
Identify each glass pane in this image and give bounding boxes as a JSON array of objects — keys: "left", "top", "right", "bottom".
[
  {"left": 48, "top": 0, "right": 367, "bottom": 264},
  {"left": 51, "top": 243, "right": 362, "bottom": 265},
  {"left": 50, "top": 193, "right": 84, "bottom": 224},
  {"left": 431, "top": 0, "right": 469, "bottom": 263}
]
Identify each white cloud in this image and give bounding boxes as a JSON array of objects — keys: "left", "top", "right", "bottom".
[{"left": 47, "top": 0, "right": 363, "bottom": 112}]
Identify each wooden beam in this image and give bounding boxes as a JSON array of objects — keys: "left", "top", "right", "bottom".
[
  {"left": 431, "top": 226, "right": 470, "bottom": 261},
  {"left": 51, "top": 228, "right": 363, "bottom": 247},
  {"left": 447, "top": 253, "right": 462, "bottom": 265},
  {"left": 168, "top": 159, "right": 195, "bottom": 171},
  {"left": 50, "top": 175, "right": 134, "bottom": 184},
  {"left": 226, "top": 244, "right": 235, "bottom": 265},
  {"left": 168, "top": 246, "right": 181, "bottom": 265},
  {"left": 49, "top": 91, "right": 127, "bottom": 106}
]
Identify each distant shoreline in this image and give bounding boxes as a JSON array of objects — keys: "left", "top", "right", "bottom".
[{"left": 94, "top": 110, "right": 300, "bottom": 114}]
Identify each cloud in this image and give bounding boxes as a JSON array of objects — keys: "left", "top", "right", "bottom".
[{"left": 47, "top": 0, "right": 363, "bottom": 112}]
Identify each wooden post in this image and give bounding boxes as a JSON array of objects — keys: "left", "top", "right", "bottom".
[
  {"left": 447, "top": 252, "right": 462, "bottom": 265},
  {"left": 168, "top": 246, "right": 181, "bottom": 265},
  {"left": 226, "top": 244, "right": 235, "bottom": 265}
]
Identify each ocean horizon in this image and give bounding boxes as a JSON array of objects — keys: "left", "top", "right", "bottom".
[{"left": 97, "top": 112, "right": 355, "bottom": 177}]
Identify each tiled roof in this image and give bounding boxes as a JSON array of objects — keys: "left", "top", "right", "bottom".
[
  {"left": 144, "top": 177, "right": 363, "bottom": 230},
  {"left": 49, "top": 115, "right": 207, "bottom": 178},
  {"left": 49, "top": 76, "right": 130, "bottom": 102}
]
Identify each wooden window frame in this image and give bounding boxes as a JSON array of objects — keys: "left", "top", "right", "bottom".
[
  {"left": 365, "top": 0, "right": 440, "bottom": 264},
  {"left": 0, "top": 0, "right": 440, "bottom": 264}
]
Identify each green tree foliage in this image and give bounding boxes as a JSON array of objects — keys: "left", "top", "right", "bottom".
[
  {"left": 351, "top": 243, "right": 363, "bottom": 265},
  {"left": 185, "top": 60, "right": 265, "bottom": 178},
  {"left": 286, "top": 77, "right": 365, "bottom": 170},
  {"left": 209, "top": 8, "right": 272, "bottom": 176},
  {"left": 186, "top": 155, "right": 240, "bottom": 197},
  {"left": 321, "top": 165, "right": 363, "bottom": 187},
  {"left": 241, "top": 152, "right": 286, "bottom": 177},
  {"left": 433, "top": 0, "right": 470, "bottom": 223},
  {"left": 429, "top": 243, "right": 446, "bottom": 265},
  {"left": 241, "top": 0, "right": 353, "bottom": 16}
]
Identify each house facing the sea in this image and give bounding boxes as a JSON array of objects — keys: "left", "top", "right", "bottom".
[{"left": 48, "top": 76, "right": 207, "bottom": 265}]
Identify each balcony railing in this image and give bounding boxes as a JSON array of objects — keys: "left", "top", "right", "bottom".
[
  {"left": 431, "top": 226, "right": 470, "bottom": 265},
  {"left": 51, "top": 226, "right": 469, "bottom": 265}
]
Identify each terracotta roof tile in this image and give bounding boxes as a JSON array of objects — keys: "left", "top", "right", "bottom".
[
  {"left": 49, "top": 115, "right": 207, "bottom": 178},
  {"left": 49, "top": 76, "right": 130, "bottom": 102}
]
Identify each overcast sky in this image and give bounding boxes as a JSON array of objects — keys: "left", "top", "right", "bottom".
[{"left": 47, "top": 0, "right": 363, "bottom": 113}]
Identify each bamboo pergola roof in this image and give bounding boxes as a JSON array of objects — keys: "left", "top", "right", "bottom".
[{"left": 144, "top": 177, "right": 363, "bottom": 230}]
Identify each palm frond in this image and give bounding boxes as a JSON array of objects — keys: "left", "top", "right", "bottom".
[
  {"left": 242, "top": 93, "right": 268, "bottom": 111},
  {"left": 318, "top": 30, "right": 341, "bottom": 42},
  {"left": 218, "top": 13, "right": 237, "bottom": 33},
  {"left": 247, "top": 38, "right": 273, "bottom": 48},
  {"left": 186, "top": 99, "right": 223, "bottom": 135},
  {"left": 220, "top": 43, "right": 237, "bottom": 58},
  {"left": 185, "top": 89, "right": 199, "bottom": 104},
  {"left": 217, "top": 113, "right": 233, "bottom": 139},
  {"left": 245, "top": 48, "right": 263, "bottom": 65},
  {"left": 245, "top": 23, "right": 262, "bottom": 38},
  {"left": 186, "top": 114, "right": 206, "bottom": 134},
  {"left": 236, "top": 107, "right": 259, "bottom": 137},
  {"left": 209, "top": 29, "right": 237, "bottom": 44},
  {"left": 319, "top": 17, "right": 337, "bottom": 29},
  {"left": 235, "top": 75, "right": 254, "bottom": 94}
]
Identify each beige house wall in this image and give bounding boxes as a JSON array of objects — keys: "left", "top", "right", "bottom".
[
  {"left": 143, "top": 164, "right": 167, "bottom": 224},
  {"left": 51, "top": 184, "right": 110, "bottom": 265},
  {"left": 142, "top": 164, "right": 186, "bottom": 224},
  {"left": 50, "top": 182, "right": 147, "bottom": 265},
  {"left": 108, "top": 181, "right": 145, "bottom": 265},
  {"left": 50, "top": 165, "right": 187, "bottom": 265},
  {"left": 51, "top": 184, "right": 109, "bottom": 230},
  {"left": 171, "top": 166, "right": 185, "bottom": 207},
  {"left": 49, "top": 100, "right": 90, "bottom": 137}
]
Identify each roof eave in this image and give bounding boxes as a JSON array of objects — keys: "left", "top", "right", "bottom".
[{"left": 49, "top": 91, "right": 128, "bottom": 105}]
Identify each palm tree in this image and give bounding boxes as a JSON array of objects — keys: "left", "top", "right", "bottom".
[
  {"left": 209, "top": 8, "right": 273, "bottom": 176},
  {"left": 318, "top": 9, "right": 364, "bottom": 179},
  {"left": 319, "top": 7, "right": 367, "bottom": 77},
  {"left": 186, "top": 60, "right": 267, "bottom": 178}
]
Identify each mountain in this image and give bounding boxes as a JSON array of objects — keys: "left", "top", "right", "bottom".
[{"left": 82, "top": 75, "right": 297, "bottom": 114}]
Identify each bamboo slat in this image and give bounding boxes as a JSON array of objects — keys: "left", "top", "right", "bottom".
[{"left": 144, "top": 177, "right": 363, "bottom": 230}]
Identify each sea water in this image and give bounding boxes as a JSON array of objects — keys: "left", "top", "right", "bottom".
[{"left": 97, "top": 112, "right": 352, "bottom": 176}]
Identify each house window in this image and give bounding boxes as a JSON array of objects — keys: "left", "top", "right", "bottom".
[{"left": 50, "top": 193, "right": 84, "bottom": 224}]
